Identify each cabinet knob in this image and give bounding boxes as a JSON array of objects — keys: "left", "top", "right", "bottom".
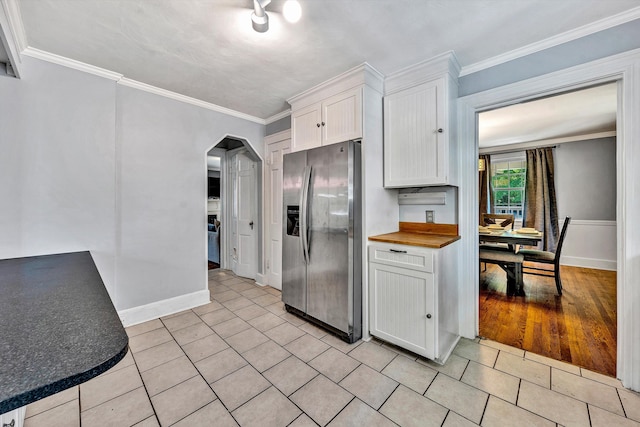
[
  {"left": 317, "top": 123, "right": 321, "bottom": 127},
  {"left": 426, "top": 314, "right": 432, "bottom": 319},
  {"left": 437, "top": 128, "right": 443, "bottom": 133},
  {"left": 321, "top": 122, "right": 326, "bottom": 126}
]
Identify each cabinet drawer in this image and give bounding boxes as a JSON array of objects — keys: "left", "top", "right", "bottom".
[{"left": 368, "top": 243, "right": 434, "bottom": 273}]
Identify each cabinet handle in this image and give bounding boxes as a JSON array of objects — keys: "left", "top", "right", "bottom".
[
  {"left": 321, "top": 122, "right": 325, "bottom": 126},
  {"left": 4, "top": 419, "right": 15, "bottom": 427},
  {"left": 437, "top": 128, "right": 443, "bottom": 133},
  {"left": 389, "top": 249, "right": 407, "bottom": 254},
  {"left": 426, "top": 314, "right": 432, "bottom": 319},
  {"left": 316, "top": 123, "right": 321, "bottom": 127}
]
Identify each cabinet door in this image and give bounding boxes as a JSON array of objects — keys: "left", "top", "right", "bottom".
[
  {"left": 383, "top": 79, "right": 446, "bottom": 187},
  {"left": 291, "top": 103, "right": 322, "bottom": 152},
  {"left": 322, "top": 88, "right": 362, "bottom": 146},
  {"left": 369, "top": 262, "right": 436, "bottom": 359}
]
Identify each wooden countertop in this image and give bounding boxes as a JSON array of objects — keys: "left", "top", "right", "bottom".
[{"left": 368, "top": 222, "right": 460, "bottom": 249}]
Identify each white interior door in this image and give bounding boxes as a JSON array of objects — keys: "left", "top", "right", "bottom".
[
  {"left": 231, "top": 150, "right": 258, "bottom": 279},
  {"left": 265, "top": 137, "right": 291, "bottom": 290}
]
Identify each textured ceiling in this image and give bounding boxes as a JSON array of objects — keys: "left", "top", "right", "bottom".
[
  {"left": 479, "top": 83, "right": 617, "bottom": 148},
  {"left": 16, "top": 0, "right": 640, "bottom": 119}
]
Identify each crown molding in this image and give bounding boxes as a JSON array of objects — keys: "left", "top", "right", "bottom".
[
  {"left": 21, "top": 47, "right": 265, "bottom": 124},
  {"left": 23, "top": 47, "right": 123, "bottom": 80},
  {"left": 117, "top": 78, "right": 264, "bottom": 124},
  {"left": 287, "top": 62, "right": 384, "bottom": 109},
  {"left": 479, "top": 131, "right": 617, "bottom": 154},
  {"left": 460, "top": 6, "right": 640, "bottom": 77},
  {"left": 265, "top": 109, "right": 291, "bottom": 124}
]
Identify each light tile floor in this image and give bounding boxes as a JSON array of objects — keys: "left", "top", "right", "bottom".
[{"left": 23, "top": 269, "right": 640, "bottom": 427}]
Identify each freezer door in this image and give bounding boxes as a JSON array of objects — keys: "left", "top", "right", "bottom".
[
  {"left": 306, "top": 141, "right": 354, "bottom": 334},
  {"left": 282, "top": 150, "right": 307, "bottom": 312}
]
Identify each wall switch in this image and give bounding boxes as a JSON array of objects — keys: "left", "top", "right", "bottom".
[{"left": 426, "top": 210, "right": 435, "bottom": 223}]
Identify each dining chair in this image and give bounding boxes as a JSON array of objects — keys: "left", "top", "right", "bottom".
[
  {"left": 479, "top": 213, "right": 515, "bottom": 271},
  {"left": 481, "top": 213, "right": 515, "bottom": 230},
  {"left": 519, "top": 216, "right": 571, "bottom": 295}
]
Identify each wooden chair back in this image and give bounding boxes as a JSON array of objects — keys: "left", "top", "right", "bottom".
[
  {"left": 481, "top": 213, "right": 515, "bottom": 230},
  {"left": 553, "top": 216, "right": 572, "bottom": 263}
]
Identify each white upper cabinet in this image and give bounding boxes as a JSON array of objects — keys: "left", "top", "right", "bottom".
[
  {"left": 291, "top": 103, "right": 322, "bottom": 152},
  {"left": 289, "top": 65, "right": 380, "bottom": 153},
  {"left": 322, "top": 88, "right": 362, "bottom": 145},
  {"left": 383, "top": 52, "right": 460, "bottom": 188}
]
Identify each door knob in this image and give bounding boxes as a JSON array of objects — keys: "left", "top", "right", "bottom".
[{"left": 249, "top": 221, "right": 254, "bottom": 229}]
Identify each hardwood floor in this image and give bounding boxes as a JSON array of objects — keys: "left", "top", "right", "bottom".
[{"left": 479, "top": 262, "right": 617, "bottom": 377}]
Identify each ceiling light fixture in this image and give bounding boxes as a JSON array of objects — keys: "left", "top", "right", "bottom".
[
  {"left": 251, "top": 0, "right": 271, "bottom": 33},
  {"left": 283, "top": 0, "right": 302, "bottom": 23}
]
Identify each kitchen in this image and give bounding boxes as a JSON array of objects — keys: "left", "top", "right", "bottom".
[{"left": 2, "top": 1, "right": 640, "bottom": 426}]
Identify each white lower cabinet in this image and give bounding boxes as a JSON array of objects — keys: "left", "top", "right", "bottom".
[{"left": 368, "top": 241, "right": 459, "bottom": 363}]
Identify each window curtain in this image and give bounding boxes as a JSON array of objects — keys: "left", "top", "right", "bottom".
[
  {"left": 478, "top": 154, "right": 492, "bottom": 225},
  {"left": 523, "top": 147, "right": 559, "bottom": 251}
]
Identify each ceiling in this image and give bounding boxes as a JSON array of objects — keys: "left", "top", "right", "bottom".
[
  {"left": 479, "top": 83, "right": 618, "bottom": 148},
  {"left": 14, "top": 0, "right": 640, "bottom": 120}
]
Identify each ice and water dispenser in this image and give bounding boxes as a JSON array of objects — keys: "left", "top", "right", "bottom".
[{"left": 286, "top": 205, "right": 300, "bottom": 237}]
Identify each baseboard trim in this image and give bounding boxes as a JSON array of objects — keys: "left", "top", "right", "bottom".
[
  {"left": 255, "top": 272, "right": 268, "bottom": 287},
  {"left": 561, "top": 256, "right": 616, "bottom": 271},
  {"left": 118, "top": 290, "right": 211, "bottom": 327}
]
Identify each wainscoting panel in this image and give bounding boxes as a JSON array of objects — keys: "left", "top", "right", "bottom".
[{"left": 561, "top": 220, "right": 616, "bottom": 270}]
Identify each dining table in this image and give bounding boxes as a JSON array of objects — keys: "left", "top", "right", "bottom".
[{"left": 479, "top": 228, "right": 543, "bottom": 296}]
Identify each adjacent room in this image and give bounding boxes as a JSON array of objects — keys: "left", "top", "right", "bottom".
[{"left": 477, "top": 83, "right": 618, "bottom": 377}]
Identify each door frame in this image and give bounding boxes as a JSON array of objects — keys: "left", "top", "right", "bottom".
[
  {"left": 205, "top": 135, "right": 263, "bottom": 277},
  {"left": 457, "top": 48, "right": 640, "bottom": 390},
  {"left": 263, "top": 129, "right": 291, "bottom": 289}
]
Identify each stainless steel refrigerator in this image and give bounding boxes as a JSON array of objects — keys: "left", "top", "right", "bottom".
[{"left": 282, "top": 140, "right": 362, "bottom": 343}]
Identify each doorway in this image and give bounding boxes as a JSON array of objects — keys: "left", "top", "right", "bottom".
[
  {"left": 206, "top": 136, "right": 261, "bottom": 281},
  {"left": 476, "top": 83, "right": 618, "bottom": 376}
]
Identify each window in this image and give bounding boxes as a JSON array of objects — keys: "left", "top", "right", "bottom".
[{"left": 491, "top": 157, "right": 526, "bottom": 219}]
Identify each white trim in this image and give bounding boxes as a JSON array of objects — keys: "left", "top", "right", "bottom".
[
  {"left": 458, "top": 47, "right": 640, "bottom": 391},
  {"left": 118, "top": 78, "right": 264, "bottom": 124},
  {"left": 265, "top": 109, "right": 291, "bottom": 124},
  {"left": 118, "top": 290, "right": 211, "bottom": 327},
  {"left": 0, "top": 0, "right": 25, "bottom": 77},
  {"left": 459, "top": 6, "right": 640, "bottom": 77},
  {"left": 21, "top": 48, "right": 267, "bottom": 125},
  {"left": 561, "top": 256, "right": 616, "bottom": 271},
  {"left": 287, "top": 62, "right": 384, "bottom": 109},
  {"left": 479, "top": 131, "right": 617, "bottom": 154},
  {"left": 255, "top": 272, "right": 268, "bottom": 287},
  {"left": 23, "top": 47, "right": 123, "bottom": 80},
  {"left": 570, "top": 219, "right": 616, "bottom": 227},
  {"left": 2, "top": 0, "right": 27, "bottom": 52},
  {"left": 264, "top": 129, "right": 292, "bottom": 145}
]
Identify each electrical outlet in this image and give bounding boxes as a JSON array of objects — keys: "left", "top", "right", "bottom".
[{"left": 425, "top": 210, "right": 435, "bottom": 223}]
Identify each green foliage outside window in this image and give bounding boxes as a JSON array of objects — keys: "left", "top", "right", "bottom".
[{"left": 490, "top": 161, "right": 526, "bottom": 219}]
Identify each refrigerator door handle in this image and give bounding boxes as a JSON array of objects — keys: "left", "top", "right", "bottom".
[{"left": 300, "top": 165, "right": 312, "bottom": 265}]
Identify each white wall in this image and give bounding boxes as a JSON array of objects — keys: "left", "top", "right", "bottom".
[
  {"left": 398, "top": 186, "right": 458, "bottom": 224},
  {"left": 0, "top": 56, "right": 264, "bottom": 319},
  {"left": 555, "top": 137, "right": 616, "bottom": 221},
  {"left": 555, "top": 137, "right": 617, "bottom": 269},
  {"left": 0, "top": 56, "right": 117, "bottom": 295}
]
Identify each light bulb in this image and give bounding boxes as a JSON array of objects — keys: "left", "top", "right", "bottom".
[{"left": 283, "top": 0, "right": 301, "bottom": 23}]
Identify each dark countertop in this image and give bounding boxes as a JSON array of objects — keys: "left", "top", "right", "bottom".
[
  {"left": 0, "top": 252, "right": 128, "bottom": 413},
  {"left": 368, "top": 222, "right": 460, "bottom": 248}
]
